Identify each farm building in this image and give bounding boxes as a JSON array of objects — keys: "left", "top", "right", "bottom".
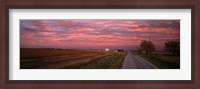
[{"left": 105, "top": 48, "right": 110, "bottom": 51}]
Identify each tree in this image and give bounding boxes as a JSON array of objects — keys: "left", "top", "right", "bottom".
[
  {"left": 139, "top": 40, "right": 155, "bottom": 55},
  {"left": 165, "top": 41, "right": 180, "bottom": 55}
]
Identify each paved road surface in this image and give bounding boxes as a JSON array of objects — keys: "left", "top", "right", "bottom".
[{"left": 122, "top": 51, "right": 158, "bottom": 69}]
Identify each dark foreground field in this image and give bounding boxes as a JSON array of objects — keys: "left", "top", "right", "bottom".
[{"left": 20, "top": 48, "right": 127, "bottom": 69}]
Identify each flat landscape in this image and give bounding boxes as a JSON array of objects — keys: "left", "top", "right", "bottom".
[
  {"left": 20, "top": 48, "right": 127, "bottom": 69},
  {"left": 20, "top": 20, "right": 180, "bottom": 69},
  {"left": 20, "top": 48, "right": 179, "bottom": 69}
]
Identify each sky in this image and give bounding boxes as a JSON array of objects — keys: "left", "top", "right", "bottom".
[{"left": 20, "top": 20, "right": 180, "bottom": 50}]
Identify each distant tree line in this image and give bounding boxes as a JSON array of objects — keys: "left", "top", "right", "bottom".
[{"left": 137, "top": 40, "right": 180, "bottom": 56}]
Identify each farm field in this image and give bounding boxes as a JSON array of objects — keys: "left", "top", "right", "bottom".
[
  {"left": 20, "top": 48, "right": 127, "bottom": 69},
  {"left": 81, "top": 52, "right": 127, "bottom": 69}
]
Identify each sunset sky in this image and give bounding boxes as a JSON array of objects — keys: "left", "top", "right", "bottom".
[{"left": 20, "top": 20, "right": 180, "bottom": 50}]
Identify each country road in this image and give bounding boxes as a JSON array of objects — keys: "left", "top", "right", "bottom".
[{"left": 122, "top": 51, "right": 158, "bottom": 69}]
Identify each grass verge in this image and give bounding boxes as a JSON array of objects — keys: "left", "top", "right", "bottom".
[
  {"left": 138, "top": 54, "right": 180, "bottom": 69},
  {"left": 81, "top": 52, "right": 127, "bottom": 69}
]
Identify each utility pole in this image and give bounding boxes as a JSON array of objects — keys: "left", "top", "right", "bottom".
[{"left": 148, "top": 36, "right": 150, "bottom": 56}]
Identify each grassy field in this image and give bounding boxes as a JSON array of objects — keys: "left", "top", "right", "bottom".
[
  {"left": 20, "top": 48, "right": 127, "bottom": 69},
  {"left": 81, "top": 52, "right": 127, "bottom": 69},
  {"left": 136, "top": 51, "right": 180, "bottom": 69}
]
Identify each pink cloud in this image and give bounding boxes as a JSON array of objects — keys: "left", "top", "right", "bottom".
[{"left": 20, "top": 20, "right": 180, "bottom": 50}]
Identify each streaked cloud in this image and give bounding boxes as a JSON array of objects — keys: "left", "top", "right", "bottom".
[{"left": 20, "top": 20, "right": 180, "bottom": 50}]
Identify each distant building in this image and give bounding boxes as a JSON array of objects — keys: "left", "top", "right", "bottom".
[
  {"left": 105, "top": 48, "right": 110, "bottom": 51},
  {"left": 115, "top": 49, "right": 124, "bottom": 52}
]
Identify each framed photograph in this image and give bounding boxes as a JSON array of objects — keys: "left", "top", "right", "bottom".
[{"left": 0, "top": 0, "right": 199, "bottom": 89}]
